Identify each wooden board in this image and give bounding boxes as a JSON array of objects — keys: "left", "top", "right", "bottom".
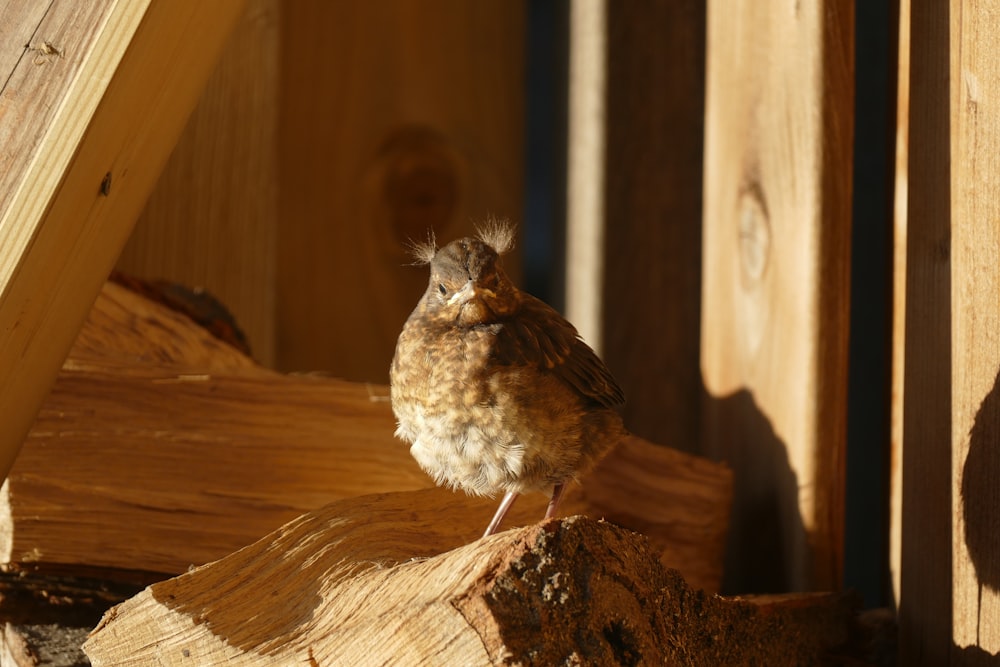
[
  {"left": 601, "top": 0, "right": 706, "bottom": 453},
  {"left": 0, "top": 0, "right": 247, "bottom": 486},
  {"left": 896, "top": 2, "right": 952, "bottom": 665},
  {"left": 700, "top": 0, "right": 854, "bottom": 592},
  {"left": 564, "top": 0, "right": 606, "bottom": 352},
  {"left": 116, "top": 0, "right": 280, "bottom": 367},
  {"left": 276, "top": 0, "right": 524, "bottom": 381},
  {"left": 889, "top": 0, "right": 910, "bottom": 613},
  {"left": 949, "top": 0, "right": 1000, "bottom": 657}
]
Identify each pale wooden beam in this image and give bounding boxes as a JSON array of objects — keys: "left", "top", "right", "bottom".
[
  {"left": 889, "top": 0, "right": 910, "bottom": 614},
  {"left": 565, "top": 0, "right": 607, "bottom": 353},
  {"left": 0, "top": 0, "right": 247, "bottom": 482}
]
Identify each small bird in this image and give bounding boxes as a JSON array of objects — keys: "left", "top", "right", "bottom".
[{"left": 390, "top": 221, "right": 626, "bottom": 537}]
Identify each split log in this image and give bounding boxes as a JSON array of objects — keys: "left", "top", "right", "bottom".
[
  {"left": 82, "top": 508, "right": 861, "bottom": 666},
  {"left": 5, "top": 280, "right": 732, "bottom": 590},
  {"left": 69, "top": 278, "right": 257, "bottom": 370}
]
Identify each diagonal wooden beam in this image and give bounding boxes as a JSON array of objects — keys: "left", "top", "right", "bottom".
[{"left": 0, "top": 0, "right": 247, "bottom": 482}]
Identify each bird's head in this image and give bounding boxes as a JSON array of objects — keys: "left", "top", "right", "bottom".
[{"left": 410, "top": 221, "right": 520, "bottom": 328}]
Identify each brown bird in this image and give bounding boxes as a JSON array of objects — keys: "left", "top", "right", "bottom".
[{"left": 390, "top": 221, "right": 626, "bottom": 537}]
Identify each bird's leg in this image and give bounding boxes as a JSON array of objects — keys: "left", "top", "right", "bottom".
[
  {"left": 483, "top": 490, "right": 519, "bottom": 538},
  {"left": 544, "top": 482, "right": 566, "bottom": 520}
]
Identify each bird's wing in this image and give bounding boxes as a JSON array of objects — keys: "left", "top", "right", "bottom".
[{"left": 494, "top": 294, "right": 625, "bottom": 408}]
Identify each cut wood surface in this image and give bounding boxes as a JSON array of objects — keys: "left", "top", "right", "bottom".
[
  {"left": 83, "top": 514, "right": 860, "bottom": 667},
  {"left": 0, "top": 0, "right": 247, "bottom": 488},
  {"left": 700, "top": 0, "right": 854, "bottom": 592},
  {"left": 6, "top": 281, "right": 732, "bottom": 591}
]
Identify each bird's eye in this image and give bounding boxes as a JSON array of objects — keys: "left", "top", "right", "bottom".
[{"left": 438, "top": 283, "right": 447, "bottom": 295}]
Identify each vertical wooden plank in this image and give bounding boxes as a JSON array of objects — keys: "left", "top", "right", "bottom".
[
  {"left": 117, "top": 0, "right": 280, "bottom": 366},
  {"left": 951, "top": 0, "right": 1000, "bottom": 658},
  {"left": 897, "top": 0, "right": 952, "bottom": 663},
  {"left": 565, "top": 0, "right": 606, "bottom": 352},
  {"left": 277, "top": 0, "right": 524, "bottom": 380},
  {"left": 601, "top": 0, "right": 705, "bottom": 453},
  {"left": 700, "top": 1, "right": 854, "bottom": 592},
  {"left": 889, "top": 0, "right": 910, "bottom": 611}
]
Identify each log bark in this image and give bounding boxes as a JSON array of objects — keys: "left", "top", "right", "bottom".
[
  {"left": 2, "top": 625, "right": 90, "bottom": 667},
  {"left": 82, "top": 510, "right": 861, "bottom": 666},
  {"left": 5, "top": 281, "right": 732, "bottom": 591}
]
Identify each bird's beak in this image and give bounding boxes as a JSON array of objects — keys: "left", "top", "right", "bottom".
[
  {"left": 448, "top": 281, "right": 496, "bottom": 306},
  {"left": 450, "top": 281, "right": 499, "bottom": 326}
]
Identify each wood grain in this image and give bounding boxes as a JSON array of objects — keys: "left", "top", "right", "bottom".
[
  {"left": 83, "top": 514, "right": 855, "bottom": 666},
  {"left": 897, "top": 1, "right": 953, "bottom": 664},
  {"left": 11, "top": 358, "right": 729, "bottom": 588},
  {"left": 889, "top": 0, "right": 910, "bottom": 613},
  {"left": 117, "top": 0, "right": 280, "bottom": 367},
  {"left": 0, "top": 4, "right": 51, "bottom": 84},
  {"left": 0, "top": 0, "right": 246, "bottom": 485},
  {"left": 565, "top": 0, "right": 607, "bottom": 351},
  {"left": 6, "top": 281, "right": 731, "bottom": 588},
  {"left": 276, "top": 0, "right": 524, "bottom": 381},
  {"left": 602, "top": 0, "right": 705, "bottom": 453},
  {"left": 950, "top": 0, "right": 1000, "bottom": 656},
  {"left": 700, "top": 0, "right": 854, "bottom": 592}
]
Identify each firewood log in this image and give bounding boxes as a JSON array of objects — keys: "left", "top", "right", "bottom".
[
  {"left": 83, "top": 507, "right": 859, "bottom": 666},
  {"left": 4, "top": 280, "right": 731, "bottom": 592}
]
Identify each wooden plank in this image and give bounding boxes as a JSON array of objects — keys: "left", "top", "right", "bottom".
[
  {"left": 950, "top": 0, "right": 1000, "bottom": 658},
  {"left": 889, "top": 0, "right": 910, "bottom": 610},
  {"left": 276, "top": 0, "right": 524, "bottom": 380},
  {"left": 897, "top": 1, "right": 953, "bottom": 664},
  {"left": 565, "top": 0, "right": 606, "bottom": 351},
  {"left": 601, "top": 0, "right": 705, "bottom": 453},
  {"left": 116, "top": 0, "right": 280, "bottom": 367},
  {"left": 0, "top": 4, "right": 50, "bottom": 83},
  {"left": 700, "top": 0, "right": 854, "bottom": 592},
  {"left": 0, "top": 0, "right": 247, "bottom": 486}
]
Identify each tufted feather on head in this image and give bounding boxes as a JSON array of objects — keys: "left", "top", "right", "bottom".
[
  {"left": 475, "top": 218, "right": 515, "bottom": 255},
  {"left": 405, "top": 230, "right": 438, "bottom": 265}
]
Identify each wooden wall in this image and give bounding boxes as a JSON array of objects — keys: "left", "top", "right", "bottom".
[
  {"left": 118, "top": 0, "right": 524, "bottom": 379},
  {"left": 117, "top": 0, "right": 280, "bottom": 367},
  {"left": 276, "top": 0, "right": 524, "bottom": 381}
]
